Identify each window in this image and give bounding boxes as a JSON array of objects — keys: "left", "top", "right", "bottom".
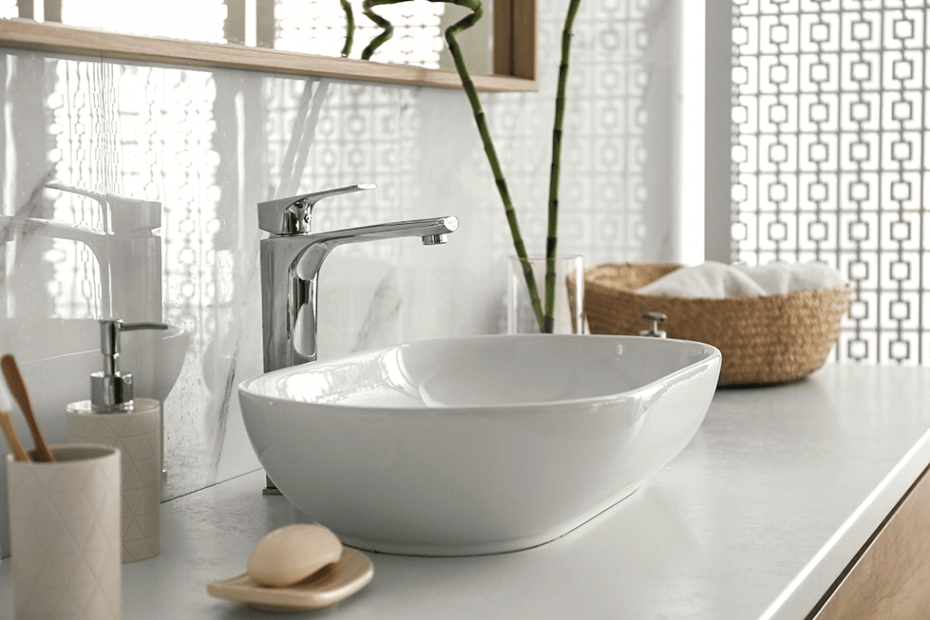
[{"left": 728, "top": 0, "right": 930, "bottom": 365}]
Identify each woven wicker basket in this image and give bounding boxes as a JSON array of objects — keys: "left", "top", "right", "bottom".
[{"left": 584, "top": 263, "right": 852, "bottom": 386}]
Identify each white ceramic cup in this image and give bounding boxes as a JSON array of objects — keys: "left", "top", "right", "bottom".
[{"left": 6, "top": 445, "right": 122, "bottom": 620}]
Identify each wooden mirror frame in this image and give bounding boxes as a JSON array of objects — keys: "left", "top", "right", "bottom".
[{"left": 0, "top": 0, "right": 536, "bottom": 92}]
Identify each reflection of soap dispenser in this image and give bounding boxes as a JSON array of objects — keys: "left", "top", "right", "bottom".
[{"left": 67, "top": 319, "right": 167, "bottom": 563}]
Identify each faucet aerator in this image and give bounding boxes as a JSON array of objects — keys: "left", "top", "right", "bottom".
[{"left": 421, "top": 234, "right": 448, "bottom": 246}]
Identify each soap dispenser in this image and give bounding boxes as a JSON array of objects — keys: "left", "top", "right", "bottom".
[{"left": 67, "top": 319, "right": 167, "bottom": 563}]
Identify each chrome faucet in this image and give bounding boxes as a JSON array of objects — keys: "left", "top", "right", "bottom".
[
  {"left": 259, "top": 183, "right": 458, "bottom": 372},
  {"left": 0, "top": 183, "right": 162, "bottom": 322}
]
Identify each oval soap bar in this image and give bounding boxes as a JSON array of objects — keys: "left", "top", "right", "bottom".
[{"left": 247, "top": 524, "right": 343, "bottom": 587}]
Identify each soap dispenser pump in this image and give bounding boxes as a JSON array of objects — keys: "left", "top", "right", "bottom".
[{"left": 67, "top": 319, "right": 168, "bottom": 563}]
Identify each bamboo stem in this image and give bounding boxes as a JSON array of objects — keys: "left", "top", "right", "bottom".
[
  {"left": 361, "top": 0, "right": 570, "bottom": 331},
  {"left": 439, "top": 0, "right": 545, "bottom": 329},
  {"left": 361, "top": 0, "right": 395, "bottom": 60},
  {"left": 340, "top": 0, "right": 355, "bottom": 58},
  {"left": 543, "top": 0, "right": 581, "bottom": 334}
]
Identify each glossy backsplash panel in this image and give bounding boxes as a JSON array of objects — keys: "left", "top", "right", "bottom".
[{"left": 0, "top": 0, "right": 684, "bottom": 556}]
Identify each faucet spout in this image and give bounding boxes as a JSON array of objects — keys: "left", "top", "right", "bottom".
[
  {"left": 293, "top": 216, "right": 458, "bottom": 280},
  {"left": 260, "top": 215, "right": 459, "bottom": 372}
]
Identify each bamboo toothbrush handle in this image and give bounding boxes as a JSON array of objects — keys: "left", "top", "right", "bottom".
[
  {"left": 1, "top": 355, "right": 55, "bottom": 462},
  {"left": 0, "top": 410, "right": 31, "bottom": 462}
]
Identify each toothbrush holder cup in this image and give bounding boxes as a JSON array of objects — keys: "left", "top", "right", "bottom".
[{"left": 6, "top": 445, "right": 122, "bottom": 620}]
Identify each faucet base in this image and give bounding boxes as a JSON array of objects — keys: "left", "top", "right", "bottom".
[{"left": 262, "top": 475, "right": 283, "bottom": 496}]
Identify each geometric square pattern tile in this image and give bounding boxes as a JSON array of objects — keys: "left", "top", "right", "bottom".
[{"left": 732, "top": 1, "right": 930, "bottom": 364}]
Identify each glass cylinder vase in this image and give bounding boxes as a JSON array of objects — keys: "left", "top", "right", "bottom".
[{"left": 507, "top": 254, "right": 586, "bottom": 334}]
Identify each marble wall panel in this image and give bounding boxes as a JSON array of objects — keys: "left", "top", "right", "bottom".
[{"left": 0, "top": 0, "right": 685, "bottom": 556}]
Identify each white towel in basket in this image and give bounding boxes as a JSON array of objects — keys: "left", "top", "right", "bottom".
[{"left": 635, "top": 261, "right": 846, "bottom": 298}]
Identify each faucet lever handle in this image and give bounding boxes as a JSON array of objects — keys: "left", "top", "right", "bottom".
[{"left": 258, "top": 183, "right": 376, "bottom": 235}]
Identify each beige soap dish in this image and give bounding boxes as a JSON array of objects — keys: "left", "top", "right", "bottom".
[{"left": 207, "top": 547, "right": 373, "bottom": 612}]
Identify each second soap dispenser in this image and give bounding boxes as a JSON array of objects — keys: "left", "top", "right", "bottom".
[{"left": 67, "top": 319, "right": 167, "bottom": 563}]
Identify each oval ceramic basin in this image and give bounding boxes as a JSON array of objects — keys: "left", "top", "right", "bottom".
[{"left": 238, "top": 334, "right": 721, "bottom": 556}]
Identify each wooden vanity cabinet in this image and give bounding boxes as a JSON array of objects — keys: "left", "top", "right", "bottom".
[{"left": 808, "top": 464, "right": 930, "bottom": 619}]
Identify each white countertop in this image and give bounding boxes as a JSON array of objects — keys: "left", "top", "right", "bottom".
[{"left": 3, "top": 364, "right": 930, "bottom": 619}]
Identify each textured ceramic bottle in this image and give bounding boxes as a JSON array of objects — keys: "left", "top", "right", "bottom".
[
  {"left": 68, "top": 397, "right": 161, "bottom": 562},
  {"left": 66, "top": 319, "right": 167, "bottom": 563}
]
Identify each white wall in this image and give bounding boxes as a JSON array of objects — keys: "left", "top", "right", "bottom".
[{"left": 0, "top": 0, "right": 690, "bottom": 556}]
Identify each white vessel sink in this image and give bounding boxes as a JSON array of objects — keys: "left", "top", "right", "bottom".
[{"left": 238, "top": 335, "right": 721, "bottom": 556}]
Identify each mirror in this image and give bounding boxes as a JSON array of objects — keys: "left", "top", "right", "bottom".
[{"left": 0, "top": 0, "right": 536, "bottom": 92}]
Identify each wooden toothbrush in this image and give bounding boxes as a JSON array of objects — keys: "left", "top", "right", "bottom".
[
  {"left": 1, "top": 354, "right": 55, "bottom": 462},
  {"left": 0, "top": 409, "right": 31, "bottom": 462}
]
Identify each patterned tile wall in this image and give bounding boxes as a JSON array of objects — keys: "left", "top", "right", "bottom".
[{"left": 731, "top": 0, "right": 930, "bottom": 364}]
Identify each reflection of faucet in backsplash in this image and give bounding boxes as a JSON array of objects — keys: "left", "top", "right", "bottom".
[{"left": 0, "top": 183, "right": 163, "bottom": 322}]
